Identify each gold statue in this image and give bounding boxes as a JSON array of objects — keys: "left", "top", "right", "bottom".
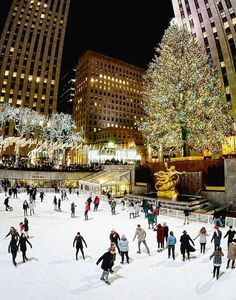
[{"left": 154, "top": 162, "right": 185, "bottom": 201}]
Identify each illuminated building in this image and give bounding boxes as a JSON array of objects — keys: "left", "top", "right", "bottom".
[
  {"left": 74, "top": 50, "right": 146, "bottom": 163},
  {"left": 0, "top": 0, "right": 71, "bottom": 123}
]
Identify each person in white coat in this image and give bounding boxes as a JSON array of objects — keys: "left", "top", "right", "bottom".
[
  {"left": 29, "top": 200, "right": 35, "bottom": 216},
  {"left": 118, "top": 234, "right": 129, "bottom": 264},
  {"left": 193, "top": 227, "right": 209, "bottom": 254}
]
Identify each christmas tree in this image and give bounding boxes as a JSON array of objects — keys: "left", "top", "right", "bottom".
[{"left": 140, "top": 23, "right": 234, "bottom": 157}]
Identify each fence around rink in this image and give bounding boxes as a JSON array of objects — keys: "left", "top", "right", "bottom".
[{"left": 159, "top": 207, "right": 236, "bottom": 228}]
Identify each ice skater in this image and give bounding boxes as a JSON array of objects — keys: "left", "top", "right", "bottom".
[
  {"left": 180, "top": 230, "right": 195, "bottom": 261},
  {"left": 133, "top": 224, "right": 150, "bottom": 255},
  {"left": 24, "top": 217, "right": 29, "bottom": 238},
  {"left": 18, "top": 233, "right": 32, "bottom": 262},
  {"left": 84, "top": 201, "right": 90, "bottom": 220},
  {"left": 96, "top": 247, "right": 115, "bottom": 285},
  {"left": 193, "top": 227, "right": 209, "bottom": 254},
  {"left": 73, "top": 232, "right": 87, "bottom": 260},
  {"left": 210, "top": 247, "right": 224, "bottom": 280},
  {"left": 8, "top": 235, "right": 18, "bottom": 267},
  {"left": 23, "top": 200, "right": 29, "bottom": 216},
  {"left": 71, "top": 202, "right": 76, "bottom": 218},
  {"left": 167, "top": 231, "right": 176, "bottom": 260},
  {"left": 118, "top": 234, "right": 129, "bottom": 264}
]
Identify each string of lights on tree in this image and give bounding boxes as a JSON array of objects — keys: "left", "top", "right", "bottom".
[{"left": 139, "top": 23, "right": 235, "bottom": 156}]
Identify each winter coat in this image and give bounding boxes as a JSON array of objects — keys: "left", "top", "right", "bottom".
[
  {"left": 23, "top": 202, "right": 29, "bottom": 210},
  {"left": 184, "top": 209, "right": 190, "bottom": 217},
  {"left": 8, "top": 238, "right": 18, "bottom": 254},
  {"left": 134, "top": 204, "right": 140, "bottom": 214},
  {"left": 18, "top": 236, "right": 32, "bottom": 252},
  {"left": 156, "top": 224, "right": 165, "bottom": 243},
  {"left": 211, "top": 230, "right": 222, "bottom": 246},
  {"left": 133, "top": 227, "right": 146, "bottom": 241},
  {"left": 110, "top": 232, "right": 120, "bottom": 244},
  {"left": 224, "top": 229, "right": 236, "bottom": 243},
  {"left": 128, "top": 206, "right": 135, "bottom": 214},
  {"left": 118, "top": 238, "right": 129, "bottom": 252},
  {"left": 227, "top": 242, "right": 236, "bottom": 260},
  {"left": 96, "top": 251, "right": 114, "bottom": 271},
  {"left": 153, "top": 207, "right": 159, "bottom": 216},
  {"left": 71, "top": 203, "right": 75, "bottom": 212},
  {"left": 87, "top": 197, "right": 92, "bottom": 204},
  {"left": 111, "top": 200, "right": 117, "bottom": 208},
  {"left": 94, "top": 197, "right": 100, "bottom": 204},
  {"left": 29, "top": 202, "right": 35, "bottom": 210},
  {"left": 167, "top": 235, "right": 177, "bottom": 246},
  {"left": 163, "top": 226, "right": 169, "bottom": 238},
  {"left": 85, "top": 203, "right": 90, "bottom": 211},
  {"left": 73, "top": 235, "right": 87, "bottom": 249},
  {"left": 194, "top": 232, "right": 208, "bottom": 244},
  {"left": 180, "top": 233, "right": 195, "bottom": 254},
  {"left": 4, "top": 197, "right": 9, "bottom": 205},
  {"left": 147, "top": 213, "right": 155, "bottom": 224},
  {"left": 210, "top": 250, "right": 224, "bottom": 266},
  {"left": 24, "top": 219, "right": 29, "bottom": 232}
]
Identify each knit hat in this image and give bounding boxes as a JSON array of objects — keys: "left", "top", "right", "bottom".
[
  {"left": 137, "top": 224, "right": 141, "bottom": 227},
  {"left": 214, "top": 226, "right": 219, "bottom": 230},
  {"left": 183, "top": 230, "right": 187, "bottom": 234}
]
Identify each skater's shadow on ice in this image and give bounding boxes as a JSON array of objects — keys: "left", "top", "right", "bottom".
[
  {"left": 17, "top": 257, "right": 39, "bottom": 265},
  {"left": 71, "top": 274, "right": 103, "bottom": 295},
  {"left": 152, "top": 258, "right": 183, "bottom": 268},
  {"left": 196, "top": 271, "right": 229, "bottom": 295}
]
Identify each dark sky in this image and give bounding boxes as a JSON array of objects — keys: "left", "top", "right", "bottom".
[{"left": 0, "top": 0, "right": 174, "bottom": 75}]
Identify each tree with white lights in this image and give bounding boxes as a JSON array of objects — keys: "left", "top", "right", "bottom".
[{"left": 140, "top": 23, "right": 234, "bottom": 157}]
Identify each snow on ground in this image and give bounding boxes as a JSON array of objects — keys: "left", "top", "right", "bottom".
[{"left": 0, "top": 191, "right": 235, "bottom": 300}]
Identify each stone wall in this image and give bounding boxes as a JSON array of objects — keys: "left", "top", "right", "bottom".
[{"left": 225, "top": 159, "right": 236, "bottom": 209}]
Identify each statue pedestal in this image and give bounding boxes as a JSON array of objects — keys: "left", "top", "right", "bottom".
[{"left": 157, "top": 190, "right": 179, "bottom": 201}]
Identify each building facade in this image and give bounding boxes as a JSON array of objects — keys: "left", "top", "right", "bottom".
[
  {"left": 0, "top": 0, "right": 71, "bottom": 120},
  {"left": 58, "top": 67, "right": 76, "bottom": 114},
  {"left": 172, "top": 0, "right": 236, "bottom": 114},
  {"left": 74, "top": 50, "right": 146, "bottom": 163}
]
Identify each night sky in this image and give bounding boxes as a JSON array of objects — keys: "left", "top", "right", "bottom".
[{"left": 0, "top": 0, "right": 174, "bottom": 75}]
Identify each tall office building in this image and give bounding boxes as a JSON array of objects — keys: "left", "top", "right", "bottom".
[
  {"left": 58, "top": 67, "right": 76, "bottom": 114},
  {"left": 0, "top": 0, "right": 71, "bottom": 118},
  {"left": 172, "top": 0, "right": 236, "bottom": 114},
  {"left": 74, "top": 50, "right": 145, "bottom": 163}
]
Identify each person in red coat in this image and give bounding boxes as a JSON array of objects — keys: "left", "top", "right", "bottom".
[
  {"left": 93, "top": 196, "right": 100, "bottom": 211},
  {"left": 84, "top": 201, "right": 90, "bottom": 220},
  {"left": 156, "top": 223, "right": 164, "bottom": 252}
]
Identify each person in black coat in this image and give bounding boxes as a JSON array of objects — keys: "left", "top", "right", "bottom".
[
  {"left": 96, "top": 248, "right": 115, "bottom": 285},
  {"left": 5, "top": 226, "right": 20, "bottom": 240},
  {"left": 73, "top": 232, "right": 87, "bottom": 260},
  {"left": 86, "top": 196, "right": 92, "bottom": 209},
  {"left": 24, "top": 217, "right": 29, "bottom": 238},
  {"left": 109, "top": 229, "right": 120, "bottom": 253},
  {"left": 23, "top": 200, "right": 29, "bottom": 216},
  {"left": 180, "top": 230, "right": 195, "bottom": 261},
  {"left": 4, "top": 197, "right": 10, "bottom": 211},
  {"left": 18, "top": 233, "right": 32, "bottom": 262},
  {"left": 224, "top": 226, "right": 236, "bottom": 249},
  {"left": 8, "top": 235, "right": 18, "bottom": 266}
]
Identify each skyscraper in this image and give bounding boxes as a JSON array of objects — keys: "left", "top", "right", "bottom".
[
  {"left": 0, "top": 0, "right": 71, "bottom": 117},
  {"left": 74, "top": 50, "right": 145, "bottom": 163},
  {"left": 171, "top": 0, "right": 236, "bottom": 114},
  {"left": 58, "top": 67, "right": 76, "bottom": 114}
]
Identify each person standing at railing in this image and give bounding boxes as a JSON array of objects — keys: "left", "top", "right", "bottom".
[{"left": 183, "top": 208, "right": 190, "bottom": 225}]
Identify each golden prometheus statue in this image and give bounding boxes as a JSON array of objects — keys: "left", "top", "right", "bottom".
[{"left": 154, "top": 162, "right": 185, "bottom": 201}]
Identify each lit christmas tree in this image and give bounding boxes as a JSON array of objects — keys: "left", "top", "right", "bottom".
[{"left": 140, "top": 23, "right": 235, "bottom": 157}]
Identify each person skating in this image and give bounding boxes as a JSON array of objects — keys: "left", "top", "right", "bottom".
[
  {"left": 93, "top": 196, "right": 100, "bottom": 211},
  {"left": 183, "top": 208, "right": 190, "bottom": 225},
  {"left": 128, "top": 202, "right": 135, "bottom": 219},
  {"left": 163, "top": 222, "right": 169, "bottom": 246},
  {"left": 86, "top": 196, "right": 92, "bottom": 209},
  {"left": 193, "top": 227, "right": 209, "bottom": 254},
  {"left": 167, "top": 231, "right": 176, "bottom": 260},
  {"left": 118, "top": 234, "right": 129, "bottom": 264},
  {"left": 19, "top": 222, "right": 25, "bottom": 234},
  {"left": 226, "top": 239, "right": 236, "bottom": 269},
  {"left": 147, "top": 210, "right": 155, "bottom": 229},
  {"left": 152, "top": 206, "right": 159, "bottom": 224},
  {"left": 210, "top": 247, "right": 224, "bottom": 280},
  {"left": 133, "top": 224, "right": 150, "bottom": 255},
  {"left": 39, "top": 191, "right": 46, "bottom": 202},
  {"left": 18, "top": 233, "right": 32, "bottom": 262},
  {"left": 211, "top": 226, "right": 222, "bottom": 251},
  {"left": 180, "top": 230, "right": 195, "bottom": 261},
  {"left": 84, "top": 201, "right": 90, "bottom": 220},
  {"left": 71, "top": 202, "right": 76, "bottom": 218},
  {"left": 58, "top": 198, "right": 62, "bottom": 211},
  {"left": 224, "top": 226, "right": 236, "bottom": 249},
  {"left": 96, "top": 247, "right": 115, "bottom": 285},
  {"left": 8, "top": 234, "right": 18, "bottom": 267},
  {"left": 23, "top": 217, "right": 29, "bottom": 238},
  {"left": 110, "top": 198, "right": 117, "bottom": 215},
  {"left": 29, "top": 199, "right": 35, "bottom": 216},
  {"left": 53, "top": 196, "right": 57, "bottom": 211},
  {"left": 109, "top": 229, "right": 120, "bottom": 253},
  {"left": 156, "top": 223, "right": 165, "bottom": 252},
  {"left": 73, "top": 232, "right": 87, "bottom": 260},
  {"left": 212, "top": 210, "right": 223, "bottom": 227},
  {"left": 23, "top": 200, "right": 29, "bottom": 216},
  {"left": 4, "top": 196, "right": 10, "bottom": 211}
]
